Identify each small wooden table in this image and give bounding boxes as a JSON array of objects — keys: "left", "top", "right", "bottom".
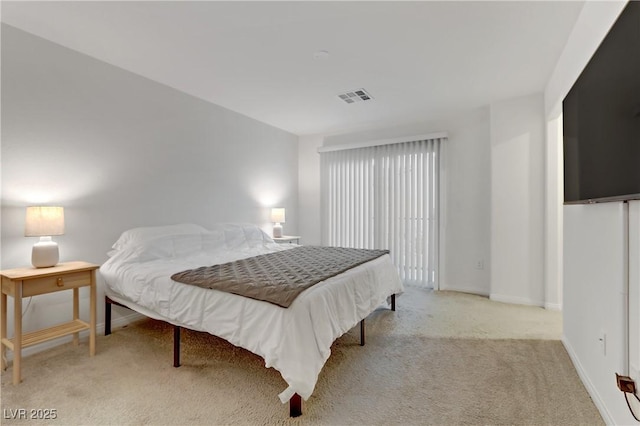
[{"left": 0, "top": 261, "right": 98, "bottom": 384}]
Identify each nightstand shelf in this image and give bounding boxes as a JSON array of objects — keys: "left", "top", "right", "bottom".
[
  {"left": 2, "top": 319, "right": 91, "bottom": 350},
  {"left": 0, "top": 261, "right": 98, "bottom": 384}
]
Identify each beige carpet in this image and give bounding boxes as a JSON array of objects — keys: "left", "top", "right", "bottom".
[{"left": 1, "top": 287, "right": 603, "bottom": 425}]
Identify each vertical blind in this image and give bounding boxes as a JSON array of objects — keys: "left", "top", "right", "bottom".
[{"left": 320, "top": 136, "right": 443, "bottom": 288}]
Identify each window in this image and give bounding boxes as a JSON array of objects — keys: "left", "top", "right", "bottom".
[{"left": 320, "top": 135, "right": 444, "bottom": 287}]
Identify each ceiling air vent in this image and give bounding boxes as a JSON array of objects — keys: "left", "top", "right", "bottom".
[{"left": 337, "top": 88, "right": 373, "bottom": 104}]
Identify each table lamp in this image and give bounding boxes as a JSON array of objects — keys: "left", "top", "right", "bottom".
[
  {"left": 271, "top": 208, "right": 285, "bottom": 238},
  {"left": 25, "top": 206, "right": 65, "bottom": 268}
]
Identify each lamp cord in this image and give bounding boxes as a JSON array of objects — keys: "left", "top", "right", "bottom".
[
  {"left": 22, "top": 296, "right": 33, "bottom": 316},
  {"left": 1, "top": 297, "right": 34, "bottom": 369},
  {"left": 625, "top": 392, "right": 640, "bottom": 422}
]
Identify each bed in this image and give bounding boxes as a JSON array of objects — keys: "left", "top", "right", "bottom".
[{"left": 99, "top": 223, "right": 403, "bottom": 416}]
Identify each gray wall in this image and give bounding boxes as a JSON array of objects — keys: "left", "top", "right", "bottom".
[{"left": 1, "top": 25, "right": 298, "bottom": 335}]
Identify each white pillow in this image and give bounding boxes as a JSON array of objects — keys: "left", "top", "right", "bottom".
[
  {"left": 132, "top": 233, "right": 205, "bottom": 261},
  {"left": 211, "top": 223, "right": 274, "bottom": 249},
  {"left": 111, "top": 223, "right": 208, "bottom": 251},
  {"left": 201, "top": 228, "right": 226, "bottom": 251}
]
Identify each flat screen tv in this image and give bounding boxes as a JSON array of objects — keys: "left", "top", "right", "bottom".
[{"left": 563, "top": 1, "right": 640, "bottom": 204}]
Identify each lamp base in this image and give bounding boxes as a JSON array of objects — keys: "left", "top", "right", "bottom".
[
  {"left": 32, "top": 237, "right": 59, "bottom": 268},
  {"left": 273, "top": 223, "right": 283, "bottom": 238}
]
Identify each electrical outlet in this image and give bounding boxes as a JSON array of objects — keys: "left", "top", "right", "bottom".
[
  {"left": 476, "top": 259, "right": 484, "bottom": 270},
  {"left": 616, "top": 373, "right": 637, "bottom": 393}
]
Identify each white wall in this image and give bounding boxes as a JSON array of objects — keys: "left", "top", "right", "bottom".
[
  {"left": 489, "top": 94, "right": 545, "bottom": 306},
  {"left": 438, "top": 109, "right": 491, "bottom": 296},
  {"left": 301, "top": 107, "right": 492, "bottom": 295},
  {"left": 542, "top": 1, "right": 636, "bottom": 423},
  {"left": 544, "top": 115, "right": 563, "bottom": 311},
  {"left": 563, "top": 203, "right": 634, "bottom": 424},
  {"left": 1, "top": 25, "right": 298, "bottom": 340},
  {"left": 298, "top": 135, "right": 323, "bottom": 245}
]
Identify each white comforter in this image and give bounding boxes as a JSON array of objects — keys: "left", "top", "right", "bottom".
[{"left": 100, "top": 224, "right": 403, "bottom": 403}]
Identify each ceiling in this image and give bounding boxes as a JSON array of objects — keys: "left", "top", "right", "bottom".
[{"left": 1, "top": 1, "right": 585, "bottom": 136}]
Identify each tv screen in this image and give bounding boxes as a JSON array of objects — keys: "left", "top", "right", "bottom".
[{"left": 563, "top": 1, "right": 640, "bottom": 204}]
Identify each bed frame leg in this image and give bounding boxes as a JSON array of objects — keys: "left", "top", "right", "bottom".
[
  {"left": 173, "top": 326, "right": 181, "bottom": 367},
  {"left": 360, "top": 319, "right": 365, "bottom": 346},
  {"left": 105, "top": 297, "right": 112, "bottom": 336},
  {"left": 290, "top": 393, "right": 302, "bottom": 417},
  {"left": 391, "top": 294, "right": 396, "bottom": 311},
  {"left": 105, "top": 296, "right": 132, "bottom": 335}
]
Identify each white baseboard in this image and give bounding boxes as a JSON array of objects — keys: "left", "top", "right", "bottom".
[
  {"left": 3, "top": 311, "right": 145, "bottom": 362},
  {"left": 439, "top": 282, "right": 489, "bottom": 297},
  {"left": 561, "top": 336, "right": 614, "bottom": 425},
  {"left": 544, "top": 301, "right": 562, "bottom": 311},
  {"left": 489, "top": 293, "right": 543, "bottom": 307}
]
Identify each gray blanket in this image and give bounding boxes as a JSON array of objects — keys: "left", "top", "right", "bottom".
[{"left": 170, "top": 246, "right": 389, "bottom": 308}]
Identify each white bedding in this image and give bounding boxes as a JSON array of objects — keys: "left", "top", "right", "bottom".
[{"left": 100, "top": 223, "right": 403, "bottom": 403}]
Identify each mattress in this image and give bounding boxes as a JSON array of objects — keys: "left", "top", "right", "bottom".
[{"left": 100, "top": 223, "right": 404, "bottom": 402}]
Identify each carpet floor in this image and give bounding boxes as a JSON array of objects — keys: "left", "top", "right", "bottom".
[{"left": 1, "top": 287, "right": 603, "bottom": 425}]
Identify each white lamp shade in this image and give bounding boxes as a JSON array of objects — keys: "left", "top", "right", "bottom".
[
  {"left": 271, "top": 208, "right": 285, "bottom": 224},
  {"left": 25, "top": 206, "right": 65, "bottom": 237}
]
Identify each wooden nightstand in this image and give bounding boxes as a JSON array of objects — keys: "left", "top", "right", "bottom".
[
  {"left": 273, "top": 236, "right": 301, "bottom": 244},
  {"left": 0, "top": 261, "right": 98, "bottom": 384}
]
